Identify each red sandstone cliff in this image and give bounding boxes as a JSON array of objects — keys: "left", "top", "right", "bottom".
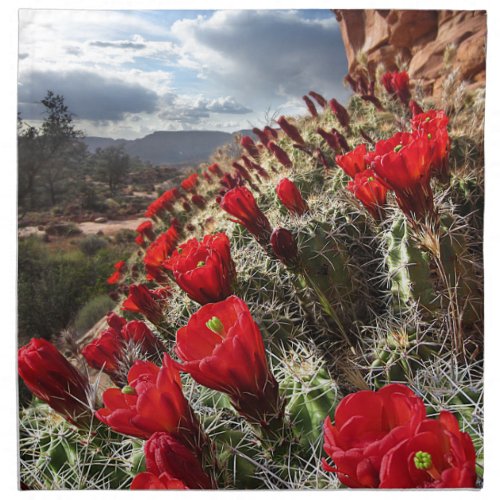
[{"left": 334, "top": 10, "right": 486, "bottom": 98}]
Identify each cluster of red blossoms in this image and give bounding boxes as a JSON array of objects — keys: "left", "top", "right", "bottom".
[
  {"left": 82, "top": 312, "right": 164, "bottom": 385},
  {"left": 17, "top": 75, "right": 478, "bottom": 491},
  {"left": 323, "top": 384, "right": 476, "bottom": 488},
  {"left": 336, "top": 109, "right": 450, "bottom": 222}
]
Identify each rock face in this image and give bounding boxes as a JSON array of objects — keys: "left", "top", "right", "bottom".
[{"left": 335, "top": 10, "right": 486, "bottom": 98}]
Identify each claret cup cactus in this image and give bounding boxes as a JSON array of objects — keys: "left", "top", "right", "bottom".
[{"left": 19, "top": 67, "right": 484, "bottom": 489}]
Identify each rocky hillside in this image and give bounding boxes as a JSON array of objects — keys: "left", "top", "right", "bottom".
[
  {"left": 334, "top": 10, "right": 486, "bottom": 98},
  {"left": 84, "top": 130, "right": 240, "bottom": 166}
]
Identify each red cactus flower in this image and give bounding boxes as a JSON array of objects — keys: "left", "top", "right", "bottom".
[
  {"left": 336, "top": 143, "right": 368, "bottom": 178},
  {"left": 411, "top": 110, "right": 450, "bottom": 179},
  {"left": 122, "top": 284, "right": 171, "bottom": 325},
  {"left": 175, "top": 296, "right": 282, "bottom": 426},
  {"left": 202, "top": 171, "right": 212, "bottom": 183},
  {"left": 347, "top": 169, "right": 388, "bottom": 220},
  {"left": 270, "top": 228, "right": 299, "bottom": 267},
  {"left": 364, "top": 132, "right": 413, "bottom": 166},
  {"left": 144, "top": 225, "right": 179, "bottom": 283},
  {"left": 409, "top": 100, "right": 424, "bottom": 116},
  {"left": 136, "top": 220, "right": 155, "bottom": 241},
  {"left": 379, "top": 411, "right": 476, "bottom": 488},
  {"left": 328, "top": 98, "right": 350, "bottom": 128},
  {"left": 275, "top": 178, "right": 309, "bottom": 216},
  {"left": 219, "top": 186, "right": 272, "bottom": 246},
  {"left": 164, "top": 233, "right": 236, "bottom": 305},
  {"left": 268, "top": 141, "right": 293, "bottom": 168},
  {"left": 308, "top": 90, "right": 328, "bottom": 108},
  {"left": 240, "top": 135, "right": 260, "bottom": 159},
  {"left": 143, "top": 432, "right": 214, "bottom": 489},
  {"left": 277, "top": 116, "right": 305, "bottom": 145},
  {"left": 381, "top": 71, "right": 411, "bottom": 105},
  {"left": 208, "top": 163, "right": 223, "bottom": 177},
  {"left": 371, "top": 134, "right": 435, "bottom": 221},
  {"left": 135, "top": 234, "right": 145, "bottom": 247},
  {"left": 181, "top": 173, "right": 199, "bottom": 193},
  {"left": 96, "top": 354, "right": 199, "bottom": 441},
  {"left": 302, "top": 95, "right": 318, "bottom": 117},
  {"left": 107, "top": 260, "right": 126, "bottom": 285},
  {"left": 18, "top": 338, "right": 91, "bottom": 425},
  {"left": 131, "top": 472, "right": 188, "bottom": 490},
  {"left": 322, "top": 384, "right": 427, "bottom": 488},
  {"left": 191, "top": 194, "right": 206, "bottom": 209},
  {"left": 145, "top": 189, "right": 178, "bottom": 218}
]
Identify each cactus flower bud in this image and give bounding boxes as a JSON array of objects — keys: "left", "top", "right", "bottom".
[
  {"left": 142, "top": 432, "right": 214, "bottom": 489},
  {"left": 381, "top": 71, "right": 411, "bottom": 105},
  {"left": 302, "top": 95, "right": 318, "bottom": 117},
  {"left": 268, "top": 141, "right": 293, "bottom": 168},
  {"left": 275, "top": 178, "right": 309, "bottom": 216},
  {"left": 252, "top": 127, "right": 270, "bottom": 146},
  {"left": 122, "top": 284, "right": 171, "bottom": 325},
  {"left": 328, "top": 98, "right": 350, "bottom": 128},
  {"left": 270, "top": 228, "right": 299, "bottom": 267},
  {"left": 208, "top": 163, "right": 223, "bottom": 177},
  {"left": 331, "top": 128, "right": 349, "bottom": 153},
  {"left": 82, "top": 319, "right": 164, "bottom": 385},
  {"left": 18, "top": 338, "right": 91, "bottom": 426},
  {"left": 308, "top": 90, "right": 328, "bottom": 108},
  {"left": 347, "top": 170, "right": 388, "bottom": 220},
  {"left": 409, "top": 100, "right": 424, "bottom": 117},
  {"left": 277, "top": 116, "right": 305, "bottom": 145},
  {"left": 219, "top": 186, "right": 272, "bottom": 246},
  {"left": 240, "top": 135, "right": 260, "bottom": 159},
  {"left": 191, "top": 194, "right": 206, "bottom": 209}
]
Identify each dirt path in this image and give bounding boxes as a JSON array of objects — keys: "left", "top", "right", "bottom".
[{"left": 19, "top": 217, "right": 149, "bottom": 238}]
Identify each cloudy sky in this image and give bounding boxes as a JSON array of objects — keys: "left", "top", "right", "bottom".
[{"left": 18, "top": 9, "right": 349, "bottom": 139}]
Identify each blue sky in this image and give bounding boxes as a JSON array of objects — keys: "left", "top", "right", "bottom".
[{"left": 18, "top": 9, "right": 349, "bottom": 139}]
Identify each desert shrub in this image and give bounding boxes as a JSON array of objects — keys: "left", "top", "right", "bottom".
[
  {"left": 72, "top": 294, "right": 115, "bottom": 335},
  {"left": 18, "top": 237, "right": 128, "bottom": 345},
  {"left": 114, "top": 228, "right": 136, "bottom": 244},
  {"left": 78, "top": 235, "right": 108, "bottom": 256}
]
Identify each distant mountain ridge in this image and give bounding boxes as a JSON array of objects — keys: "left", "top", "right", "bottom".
[{"left": 83, "top": 130, "right": 251, "bottom": 166}]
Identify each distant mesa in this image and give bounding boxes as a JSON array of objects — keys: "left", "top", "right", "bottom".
[{"left": 83, "top": 130, "right": 253, "bottom": 167}]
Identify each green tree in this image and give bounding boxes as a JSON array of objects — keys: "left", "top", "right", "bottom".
[
  {"left": 18, "top": 91, "right": 87, "bottom": 208},
  {"left": 93, "top": 145, "right": 130, "bottom": 194}
]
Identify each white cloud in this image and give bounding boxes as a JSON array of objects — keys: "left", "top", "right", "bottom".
[
  {"left": 171, "top": 10, "right": 349, "bottom": 105},
  {"left": 17, "top": 9, "right": 349, "bottom": 138}
]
